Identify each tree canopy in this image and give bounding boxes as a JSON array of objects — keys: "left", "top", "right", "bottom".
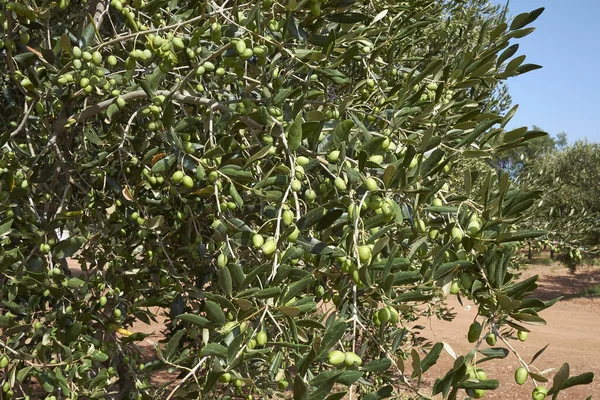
[{"left": 0, "top": 0, "right": 594, "bottom": 399}]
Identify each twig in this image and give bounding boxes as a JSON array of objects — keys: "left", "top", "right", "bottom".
[
  {"left": 165, "top": 357, "right": 209, "bottom": 400},
  {"left": 9, "top": 100, "right": 36, "bottom": 138}
]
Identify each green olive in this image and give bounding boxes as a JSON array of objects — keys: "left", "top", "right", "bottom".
[
  {"left": 219, "top": 372, "right": 232, "bottom": 383},
  {"left": 518, "top": 330, "right": 529, "bottom": 342},
  {"left": 532, "top": 386, "right": 547, "bottom": 400},
  {"left": 358, "top": 245, "right": 371, "bottom": 264},
  {"left": 485, "top": 333, "right": 497, "bottom": 346},
  {"left": 334, "top": 177, "right": 346, "bottom": 191},
  {"left": 467, "top": 321, "right": 482, "bottom": 343},
  {"left": 328, "top": 350, "right": 345, "bottom": 365},
  {"left": 182, "top": 175, "right": 194, "bottom": 188},
  {"left": 256, "top": 331, "right": 268, "bottom": 346},
  {"left": 364, "top": 177, "right": 378, "bottom": 191},
  {"left": 262, "top": 240, "right": 276, "bottom": 256},
  {"left": 343, "top": 351, "right": 362, "bottom": 367},
  {"left": 515, "top": 367, "right": 528, "bottom": 385}
]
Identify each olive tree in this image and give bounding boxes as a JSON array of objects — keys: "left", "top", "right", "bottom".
[
  {"left": 516, "top": 139, "right": 600, "bottom": 268},
  {"left": 0, "top": 0, "right": 594, "bottom": 399}
]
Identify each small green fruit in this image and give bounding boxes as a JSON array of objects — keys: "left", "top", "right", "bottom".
[
  {"left": 358, "top": 245, "right": 371, "bottom": 264},
  {"left": 451, "top": 227, "right": 463, "bottom": 244},
  {"left": 476, "top": 368, "right": 487, "bottom": 380},
  {"left": 172, "top": 170, "right": 184, "bottom": 183},
  {"left": 282, "top": 210, "right": 294, "bottom": 226},
  {"left": 182, "top": 175, "right": 194, "bottom": 188},
  {"left": 297, "top": 156, "right": 309, "bottom": 166},
  {"left": 467, "top": 220, "right": 480, "bottom": 235},
  {"left": 116, "top": 96, "right": 126, "bottom": 109},
  {"left": 291, "top": 179, "right": 302, "bottom": 192},
  {"left": 334, "top": 177, "right": 346, "bottom": 191},
  {"left": 287, "top": 226, "right": 300, "bottom": 242},
  {"left": 518, "top": 330, "right": 529, "bottom": 342},
  {"left": 219, "top": 372, "right": 232, "bottom": 383},
  {"left": 473, "top": 389, "right": 486, "bottom": 398},
  {"left": 252, "top": 234, "right": 264, "bottom": 248},
  {"left": 467, "top": 321, "right": 482, "bottom": 343},
  {"left": 277, "top": 379, "right": 289, "bottom": 390},
  {"left": 450, "top": 280, "right": 460, "bottom": 294},
  {"left": 485, "top": 333, "right": 497, "bottom": 346},
  {"left": 235, "top": 39, "right": 247, "bottom": 55},
  {"left": 217, "top": 253, "right": 228, "bottom": 267},
  {"left": 515, "top": 367, "right": 528, "bottom": 385},
  {"left": 327, "top": 150, "right": 340, "bottom": 163},
  {"left": 532, "top": 386, "right": 547, "bottom": 400},
  {"left": 328, "top": 350, "right": 345, "bottom": 365},
  {"left": 364, "top": 177, "right": 378, "bottom": 191},
  {"left": 377, "top": 308, "right": 391, "bottom": 324},
  {"left": 256, "top": 331, "right": 268, "bottom": 346},
  {"left": 262, "top": 240, "right": 276, "bottom": 256},
  {"left": 344, "top": 352, "right": 362, "bottom": 367},
  {"left": 0, "top": 355, "right": 9, "bottom": 368}
]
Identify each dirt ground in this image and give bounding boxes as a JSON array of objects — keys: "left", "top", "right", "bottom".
[
  {"left": 126, "top": 257, "right": 600, "bottom": 399},
  {"left": 419, "top": 260, "right": 600, "bottom": 399}
]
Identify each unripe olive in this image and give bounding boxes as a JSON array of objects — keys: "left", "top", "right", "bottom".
[
  {"left": 277, "top": 379, "right": 289, "bottom": 390},
  {"left": 485, "top": 333, "right": 497, "bottom": 346},
  {"left": 334, "top": 177, "right": 346, "bottom": 191},
  {"left": 327, "top": 150, "right": 340, "bottom": 163},
  {"left": 451, "top": 227, "right": 463, "bottom": 244},
  {"left": 219, "top": 372, "right": 232, "bottom": 383},
  {"left": 92, "top": 51, "right": 102, "bottom": 65},
  {"left": 358, "top": 245, "right": 371, "bottom": 264},
  {"left": 515, "top": 367, "right": 528, "bottom": 385},
  {"left": 172, "top": 170, "right": 184, "bottom": 183},
  {"left": 217, "top": 253, "right": 228, "bottom": 267},
  {"left": 252, "top": 234, "right": 264, "bottom": 248},
  {"left": 364, "top": 177, "right": 378, "bottom": 191},
  {"left": 182, "top": 175, "right": 194, "bottom": 188},
  {"left": 467, "top": 220, "right": 480, "bottom": 236},
  {"left": 377, "top": 307, "right": 391, "bottom": 324},
  {"left": 256, "top": 331, "right": 268, "bottom": 346},
  {"left": 344, "top": 351, "right": 362, "bottom": 367},
  {"left": 467, "top": 321, "right": 482, "bottom": 343},
  {"left": 532, "top": 386, "right": 547, "bottom": 400},
  {"left": 450, "top": 280, "right": 460, "bottom": 294},
  {"left": 72, "top": 46, "right": 82, "bottom": 58},
  {"left": 262, "top": 240, "right": 276, "bottom": 256},
  {"left": 518, "top": 330, "right": 529, "bottom": 342},
  {"left": 290, "top": 179, "right": 302, "bottom": 192},
  {"left": 328, "top": 350, "right": 345, "bottom": 365},
  {"left": 287, "top": 226, "right": 300, "bottom": 242}
]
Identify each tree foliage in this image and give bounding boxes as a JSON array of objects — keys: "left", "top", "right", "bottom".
[
  {"left": 0, "top": 0, "right": 594, "bottom": 399},
  {"left": 517, "top": 139, "right": 600, "bottom": 267}
]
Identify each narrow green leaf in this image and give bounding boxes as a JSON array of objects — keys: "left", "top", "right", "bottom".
[
  {"left": 288, "top": 113, "right": 303, "bottom": 151},
  {"left": 174, "top": 314, "right": 212, "bottom": 328}
]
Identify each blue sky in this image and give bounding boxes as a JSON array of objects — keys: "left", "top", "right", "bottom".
[{"left": 491, "top": 0, "right": 600, "bottom": 143}]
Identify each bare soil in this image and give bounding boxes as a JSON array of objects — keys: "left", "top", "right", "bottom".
[{"left": 125, "top": 258, "right": 600, "bottom": 399}]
